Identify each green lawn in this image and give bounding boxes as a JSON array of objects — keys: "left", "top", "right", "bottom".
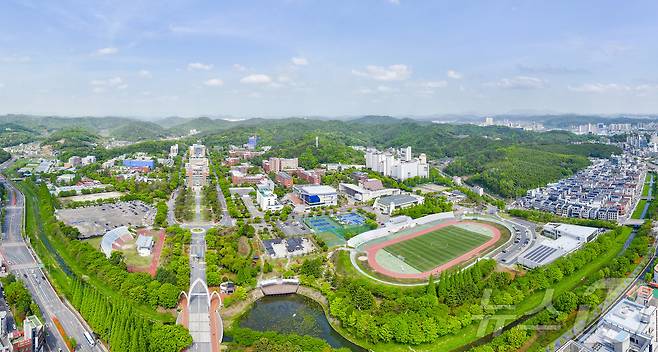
[
  {"left": 383, "top": 225, "right": 490, "bottom": 272},
  {"left": 632, "top": 199, "right": 647, "bottom": 219},
  {"left": 370, "top": 226, "right": 632, "bottom": 352}
]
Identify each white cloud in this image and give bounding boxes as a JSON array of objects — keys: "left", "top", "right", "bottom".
[
  {"left": 187, "top": 62, "right": 213, "bottom": 71},
  {"left": 423, "top": 80, "right": 448, "bottom": 88},
  {"left": 352, "top": 64, "right": 411, "bottom": 81},
  {"left": 377, "top": 85, "right": 398, "bottom": 92},
  {"left": 568, "top": 83, "right": 658, "bottom": 93},
  {"left": 0, "top": 55, "right": 31, "bottom": 63},
  {"left": 232, "top": 64, "right": 247, "bottom": 71},
  {"left": 356, "top": 88, "right": 374, "bottom": 95},
  {"left": 90, "top": 77, "right": 125, "bottom": 90},
  {"left": 204, "top": 78, "right": 224, "bottom": 87},
  {"left": 291, "top": 56, "right": 309, "bottom": 66},
  {"left": 95, "top": 47, "right": 118, "bottom": 56},
  {"left": 138, "top": 70, "right": 151, "bottom": 78},
  {"left": 494, "top": 76, "right": 545, "bottom": 89},
  {"left": 568, "top": 83, "right": 630, "bottom": 93},
  {"left": 90, "top": 77, "right": 123, "bottom": 87},
  {"left": 447, "top": 70, "right": 462, "bottom": 79},
  {"left": 240, "top": 74, "right": 272, "bottom": 84},
  {"left": 277, "top": 75, "right": 292, "bottom": 83}
]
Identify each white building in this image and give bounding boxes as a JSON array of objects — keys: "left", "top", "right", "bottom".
[
  {"left": 518, "top": 223, "right": 601, "bottom": 268},
  {"left": 364, "top": 146, "right": 429, "bottom": 181},
  {"left": 136, "top": 235, "right": 154, "bottom": 256},
  {"left": 339, "top": 183, "right": 400, "bottom": 202},
  {"left": 56, "top": 174, "right": 76, "bottom": 184},
  {"left": 293, "top": 185, "right": 338, "bottom": 207},
  {"left": 81, "top": 155, "right": 97, "bottom": 165},
  {"left": 560, "top": 299, "right": 657, "bottom": 352},
  {"left": 541, "top": 223, "right": 601, "bottom": 242},
  {"left": 374, "top": 193, "right": 424, "bottom": 215},
  {"left": 67, "top": 156, "right": 82, "bottom": 168},
  {"left": 185, "top": 144, "right": 209, "bottom": 188},
  {"left": 256, "top": 182, "right": 284, "bottom": 211},
  {"left": 170, "top": 144, "right": 179, "bottom": 158}
]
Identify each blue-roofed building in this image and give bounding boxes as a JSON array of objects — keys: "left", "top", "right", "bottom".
[
  {"left": 293, "top": 185, "right": 337, "bottom": 207},
  {"left": 246, "top": 135, "right": 259, "bottom": 150},
  {"left": 123, "top": 159, "right": 155, "bottom": 170}
]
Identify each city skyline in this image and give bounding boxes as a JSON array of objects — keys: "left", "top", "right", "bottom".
[{"left": 1, "top": 0, "right": 658, "bottom": 117}]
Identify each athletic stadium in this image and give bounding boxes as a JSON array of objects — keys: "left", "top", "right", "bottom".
[{"left": 348, "top": 213, "right": 505, "bottom": 279}]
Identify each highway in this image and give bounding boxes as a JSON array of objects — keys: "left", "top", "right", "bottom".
[{"left": 0, "top": 158, "right": 102, "bottom": 352}]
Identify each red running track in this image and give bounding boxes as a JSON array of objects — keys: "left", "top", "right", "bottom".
[{"left": 365, "top": 220, "right": 501, "bottom": 279}]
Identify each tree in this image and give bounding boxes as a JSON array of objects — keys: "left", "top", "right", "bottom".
[
  {"left": 157, "top": 283, "right": 180, "bottom": 308},
  {"left": 553, "top": 292, "right": 578, "bottom": 313}
]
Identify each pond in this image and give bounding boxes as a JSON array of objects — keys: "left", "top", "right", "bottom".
[{"left": 238, "top": 294, "right": 366, "bottom": 351}]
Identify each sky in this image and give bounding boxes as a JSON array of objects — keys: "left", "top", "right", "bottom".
[{"left": 1, "top": 0, "right": 658, "bottom": 118}]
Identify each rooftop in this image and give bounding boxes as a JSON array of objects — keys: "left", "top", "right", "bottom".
[
  {"left": 377, "top": 194, "right": 421, "bottom": 206},
  {"left": 298, "top": 185, "right": 337, "bottom": 194}
]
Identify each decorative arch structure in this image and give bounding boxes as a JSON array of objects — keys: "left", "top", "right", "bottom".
[{"left": 188, "top": 277, "right": 211, "bottom": 308}]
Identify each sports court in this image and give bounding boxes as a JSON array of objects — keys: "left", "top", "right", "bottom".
[
  {"left": 304, "top": 215, "right": 346, "bottom": 247},
  {"left": 335, "top": 212, "right": 366, "bottom": 226},
  {"left": 364, "top": 220, "right": 501, "bottom": 279},
  {"left": 304, "top": 214, "right": 372, "bottom": 247}
]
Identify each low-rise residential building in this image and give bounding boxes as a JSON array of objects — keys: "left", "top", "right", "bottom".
[
  {"left": 56, "top": 174, "right": 76, "bottom": 184},
  {"left": 81, "top": 155, "right": 96, "bottom": 165},
  {"left": 517, "top": 154, "right": 644, "bottom": 223},
  {"left": 374, "top": 193, "right": 424, "bottom": 215},
  {"left": 67, "top": 156, "right": 82, "bottom": 168}
]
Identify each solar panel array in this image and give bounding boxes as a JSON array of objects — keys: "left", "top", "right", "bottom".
[{"left": 523, "top": 245, "right": 558, "bottom": 264}]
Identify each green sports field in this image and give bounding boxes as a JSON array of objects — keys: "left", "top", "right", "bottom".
[{"left": 383, "top": 225, "right": 490, "bottom": 272}]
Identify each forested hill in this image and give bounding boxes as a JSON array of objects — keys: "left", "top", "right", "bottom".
[
  {"left": 443, "top": 142, "right": 621, "bottom": 198},
  {"left": 2, "top": 114, "right": 621, "bottom": 197}
]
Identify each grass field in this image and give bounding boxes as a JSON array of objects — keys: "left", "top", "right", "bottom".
[
  {"left": 632, "top": 199, "right": 647, "bottom": 219},
  {"left": 383, "top": 225, "right": 490, "bottom": 272}
]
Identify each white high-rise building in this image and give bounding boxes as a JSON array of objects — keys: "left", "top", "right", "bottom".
[
  {"left": 365, "top": 147, "right": 429, "bottom": 181},
  {"left": 170, "top": 144, "right": 179, "bottom": 158}
]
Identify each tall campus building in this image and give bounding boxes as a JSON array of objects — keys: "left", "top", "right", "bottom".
[
  {"left": 365, "top": 146, "right": 429, "bottom": 181},
  {"left": 185, "top": 144, "right": 209, "bottom": 188}
]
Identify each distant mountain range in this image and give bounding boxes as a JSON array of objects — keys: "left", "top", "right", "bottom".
[{"left": 2, "top": 113, "right": 658, "bottom": 144}]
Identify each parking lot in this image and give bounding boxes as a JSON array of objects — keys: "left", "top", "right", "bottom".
[{"left": 56, "top": 200, "right": 155, "bottom": 238}]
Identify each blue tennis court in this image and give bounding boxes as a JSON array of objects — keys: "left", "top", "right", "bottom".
[{"left": 335, "top": 212, "right": 366, "bottom": 225}]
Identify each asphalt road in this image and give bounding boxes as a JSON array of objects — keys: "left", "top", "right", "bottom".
[
  {"left": 212, "top": 171, "right": 234, "bottom": 227},
  {"left": 493, "top": 216, "right": 536, "bottom": 265},
  {"left": 1, "top": 159, "right": 101, "bottom": 352}
]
